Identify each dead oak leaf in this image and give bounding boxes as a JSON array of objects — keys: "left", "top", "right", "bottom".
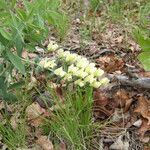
[
  {"left": 114, "top": 89, "right": 133, "bottom": 112},
  {"left": 94, "top": 90, "right": 109, "bottom": 107},
  {"left": 97, "top": 55, "right": 124, "bottom": 73},
  {"left": 26, "top": 102, "right": 45, "bottom": 120},
  {"left": 134, "top": 97, "right": 150, "bottom": 125},
  {"left": 137, "top": 119, "right": 150, "bottom": 138},
  {"left": 36, "top": 136, "right": 54, "bottom": 150}
]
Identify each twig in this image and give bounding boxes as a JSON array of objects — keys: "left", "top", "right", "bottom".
[{"left": 108, "top": 74, "right": 150, "bottom": 89}]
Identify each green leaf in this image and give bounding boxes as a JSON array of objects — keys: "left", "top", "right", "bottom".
[
  {"left": 0, "top": 76, "right": 7, "bottom": 92},
  {"left": 0, "top": 0, "right": 6, "bottom": 9},
  {"left": 0, "top": 28, "right": 11, "bottom": 46},
  {"left": 138, "top": 52, "right": 150, "bottom": 71},
  {"left": 3, "top": 92, "right": 18, "bottom": 102},
  {"left": 0, "top": 28, "right": 12, "bottom": 41},
  {"left": 6, "top": 50, "right": 25, "bottom": 74},
  {"left": 8, "top": 81, "right": 25, "bottom": 90},
  {"left": 48, "top": 0, "right": 60, "bottom": 10},
  {"left": 134, "top": 30, "right": 150, "bottom": 51}
]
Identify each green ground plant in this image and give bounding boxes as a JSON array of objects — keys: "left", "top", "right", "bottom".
[
  {"left": 0, "top": 0, "right": 69, "bottom": 102},
  {"left": 42, "top": 86, "right": 98, "bottom": 150},
  {"left": 134, "top": 30, "right": 150, "bottom": 71},
  {"left": 0, "top": 122, "right": 27, "bottom": 149}
]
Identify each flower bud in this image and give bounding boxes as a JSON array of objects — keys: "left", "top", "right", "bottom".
[
  {"left": 74, "top": 79, "right": 85, "bottom": 87},
  {"left": 100, "top": 77, "right": 109, "bottom": 86},
  {"left": 66, "top": 53, "right": 77, "bottom": 62},
  {"left": 54, "top": 67, "right": 66, "bottom": 77},
  {"left": 84, "top": 75, "right": 95, "bottom": 84},
  {"left": 44, "top": 60, "right": 57, "bottom": 69},
  {"left": 68, "top": 65, "right": 79, "bottom": 74},
  {"left": 47, "top": 41, "right": 59, "bottom": 52},
  {"left": 75, "top": 69, "right": 88, "bottom": 78},
  {"left": 64, "top": 73, "right": 72, "bottom": 81},
  {"left": 94, "top": 68, "right": 104, "bottom": 77},
  {"left": 76, "top": 59, "right": 89, "bottom": 68},
  {"left": 85, "top": 65, "right": 97, "bottom": 74},
  {"left": 91, "top": 81, "right": 102, "bottom": 88}
]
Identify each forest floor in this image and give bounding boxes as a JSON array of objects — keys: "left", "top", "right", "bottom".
[{"left": 0, "top": 0, "right": 150, "bottom": 150}]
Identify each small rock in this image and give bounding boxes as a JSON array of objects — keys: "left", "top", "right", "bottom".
[{"left": 133, "top": 119, "right": 142, "bottom": 127}]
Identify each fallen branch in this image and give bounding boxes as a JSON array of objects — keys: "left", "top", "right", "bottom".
[{"left": 108, "top": 74, "right": 150, "bottom": 89}]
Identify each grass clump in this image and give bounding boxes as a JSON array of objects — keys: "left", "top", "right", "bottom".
[
  {"left": 0, "top": 122, "right": 27, "bottom": 149},
  {"left": 42, "top": 86, "right": 98, "bottom": 150}
]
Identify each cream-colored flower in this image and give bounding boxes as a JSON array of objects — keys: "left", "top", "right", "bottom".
[
  {"left": 47, "top": 41, "right": 59, "bottom": 52},
  {"left": 100, "top": 77, "right": 109, "bottom": 86},
  {"left": 76, "top": 55, "right": 82, "bottom": 61},
  {"left": 76, "top": 59, "right": 89, "bottom": 68},
  {"left": 85, "top": 64, "right": 97, "bottom": 74},
  {"left": 75, "top": 69, "right": 88, "bottom": 78},
  {"left": 39, "top": 59, "right": 47, "bottom": 68},
  {"left": 65, "top": 53, "right": 77, "bottom": 62},
  {"left": 44, "top": 60, "right": 57, "bottom": 69},
  {"left": 64, "top": 73, "right": 72, "bottom": 81},
  {"left": 57, "top": 48, "right": 64, "bottom": 57},
  {"left": 84, "top": 75, "right": 95, "bottom": 84},
  {"left": 68, "top": 65, "right": 79, "bottom": 74},
  {"left": 94, "top": 68, "right": 104, "bottom": 77},
  {"left": 61, "top": 51, "right": 71, "bottom": 57},
  {"left": 54, "top": 67, "right": 66, "bottom": 77},
  {"left": 74, "top": 79, "right": 85, "bottom": 87},
  {"left": 91, "top": 81, "right": 102, "bottom": 88}
]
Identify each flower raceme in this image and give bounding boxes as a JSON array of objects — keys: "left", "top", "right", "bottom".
[
  {"left": 47, "top": 41, "right": 59, "bottom": 52},
  {"left": 39, "top": 58, "right": 57, "bottom": 69},
  {"left": 38, "top": 43, "right": 109, "bottom": 88}
]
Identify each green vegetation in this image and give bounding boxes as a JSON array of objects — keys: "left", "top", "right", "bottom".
[
  {"left": 0, "top": 0, "right": 149, "bottom": 149},
  {"left": 43, "top": 86, "right": 94, "bottom": 150}
]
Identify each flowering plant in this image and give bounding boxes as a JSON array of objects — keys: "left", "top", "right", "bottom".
[{"left": 38, "top": 42, "right": 109, "bottom": 88}]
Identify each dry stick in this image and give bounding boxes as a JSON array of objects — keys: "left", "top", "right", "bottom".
[{"left": 108, "top": 74, "right": 150, "bottom": 89}]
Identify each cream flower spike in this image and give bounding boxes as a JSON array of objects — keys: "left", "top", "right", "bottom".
[
  {"left": 75, "top": 69, "right": 88, "bottom": 78},
  {"left": 75, "top": 79, "right": 85, "bottom": 87},
  {"left": 84, "top": 75, "right": 96, "bottom": 84},
  {"left": 61, "top": 51, "right": 70, "bottom": 57},
  {"left": 85, "top": 64, "right": 97, "bottom": 74},
  {"left": 65, "top": 53, "right": 78, "bottom": 62},
  {"left": 100, "top": 77, "right": 110, "bottom": 86},
  {"left": 68, "top": 64, "right": 79, "bottom": 74},
  {"left": 54, "top": 67, "right": 66, "bottom": 77},
  {"left": 47, "top": 41, "right": 59, "bottom": 52},
  {"left": 64, "top": 73, "right": 72, "bottom": 81},
  {"left": 44, "top": 60, "right": 57, "bottom": 69},
  {"left": 76, "top": 58, "right": 89, "bottom": 69},
  {"left": 91, "top": 81, "right": 102, "bottom": 88},
  {"left": 57, "top": 48, "right": 64, "bottom": 56},
  {"left": 94, "top": 68, "right": 104, "bottom": 77},
  {"left": 39, "top": 59, "right": 47, "bottom": 68}
]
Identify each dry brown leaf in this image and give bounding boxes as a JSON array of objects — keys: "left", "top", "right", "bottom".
[
  {"left": 30, "top": 117, "right": 44, "bottom": 127},
  {"left": 26, "top": 102, "right": 45, "bottom": 120},
  {"left": 137, "top": 119, "right": 150, "bottom": 138},
  {"left": 114, "top": 89, "right": 133, "bottom": 112},
  {"left": 36, "top": 136, "right": 54, "bottom": 150},
  {"left": 94, "top": 90, "right": 109, "bottom": 107},
  {"left": 59, "top": 142, "right": 67, "bottom": 150},
  {"left": 134, "top": 97, "right": 150, "bottom": 125},
  {"left": 97, "top": 55, "right": 124, "bottom": 73},
  {"left": 144, "top": 146, "right": 150, "bottom": 150},
  {"left": 10, "top": 113, "right": 20, "bottom": 129},
  {"left": 93, "top": 90, "right": 115, "bottom": 119}
]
